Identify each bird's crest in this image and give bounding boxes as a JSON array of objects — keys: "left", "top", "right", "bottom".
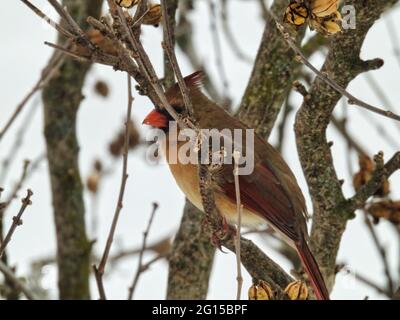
[
  {"left": 166, "top": 71, "right": 204, "bottom": 105},
  {"left": 183, "top": 71, "right": 204, "bottom": 90}
]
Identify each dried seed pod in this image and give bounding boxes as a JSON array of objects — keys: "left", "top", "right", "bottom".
[
  {"left": 94, "top": 160, "right": 103, "bottom": 172},
  {"left": 115, "top": 0, "right": 139, "bottom": 9},
  {"left": 248, "top": 280, "right": 274, "bottom": 300},
  {"left": 353, "top": 155, "right": 374, "bottom": 191},
  {"left": 283, "top": 0, "right": 341, "bottom": 36},
  {"left": 86, "top": 159, "right": 103, "bottom": 194},
  {"left": 284, "top": 280, "right": 308, "bottom": 300},
  {"left": 143, "top": 4, "right": 162, "bottom": 26},
  {"left": 310, "top": 0, "right": 339, "bottom": 18},
  {"left": 108, "top": 120, "right": 141, "bottom": 157},
  {"left": 353, "top": 154, "right": 390, "bottom": 197},
  {"left": 375, "top": 179, "right": 390, "bottom": 198},
  {"left": 283, "top": 0, "right": 309, "bottom": 26},
  {"left": 367, "top": 200, "right": 400, "bottom": 225},
  {"left": 80, "top": 29, "right": 119, "bottom": 56},
  {"left": 87, "top": 173, "right": 101, "bottom": 194},
  {"left": 309, "top": 10, "right": 342, "bottom": 36},
  {"left": 94, "top": 80, "right": 110, "bottom": 98}
]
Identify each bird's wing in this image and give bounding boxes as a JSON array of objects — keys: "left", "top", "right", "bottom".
[{"left": 220, "top": 161, "right": 303, "bottom": 242}]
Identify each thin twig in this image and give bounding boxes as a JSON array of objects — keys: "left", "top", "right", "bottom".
[
  {"left": 115, "top": 5, "right": 195, "bottom": 130},
  {"left": 161, "top": 0, "right": 195, "bottom": 118},
  {"left": 20, "top": 0, "right": 74, "bottom": 38},
  {"left": 0, "top": 50, "right": 64, "bottom": 142},
  {"left": 2, "top": 160, "right": 31, "bottom": 212},
  {"left": 127, "top": 202, "right": 159, "bottom": 300},
  {"left": 347, "top": 152, "right": 400, "bottom": 212},
  {"left": 0, "top": 96, "right": 41, "bottom": 185},
  {"left": 363, "top": 211, "right": 394, "bottom": 295},
  {"left": 331, "top": 116, "right": 368, "bottom": 156},
  {"left": 175, "top": 3, "right": 222, "bottom": 103},
  {"left": 385, "top": 15, "right": 400, "bottom": 70},
  {"left": 135, "top": 252, "right": 168, "bottom": 274},
  {"left": 293, "top": 81, "right": 369, "bottom": 156},
  {"left": 93, "top": 75, "right": 134, "bottom": 300},
  {"left": 110, "top": 235, "right": 171, "bottom": 265},
  {"left": 0, "top": 260, "right": 38, "bottom": 300},
  {"left": 233, "top": 151, "right": 243, "bottom": 300},
  {"left": 31, "top": 235, "right": 171, "bottom": 270},
  {"left": 364, "top": 72, "right": 400, "bottom": 139},
  {"left": 0, "top": 189, "right": 33, "bottom": 259},
  {"left": 44, "top": 41, "right": 91, "bottom": 62},
  {"left": 276, "top": 22, "right": 400, "bottom": 123},
  {"left": 257, "top": 0, "right": 269, "bottom": 21},
  {"left": 47, "top": 0, "right": 96, "bottom": 50},
  {"left": 131, "top": 7, "right": 151, "bottom": 28},
  {"left": 276, "top": 95, "right": 293, "bottom": 153},
  {"left": 345, "top": 268, "right": 391, "bottom": 297}
]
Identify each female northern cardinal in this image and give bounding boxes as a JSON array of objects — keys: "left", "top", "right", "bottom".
[{"left": 143, "top": 72, "right": 329, "bottom": 300}]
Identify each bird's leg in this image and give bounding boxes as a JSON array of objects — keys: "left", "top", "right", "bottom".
[
  {"left": 210, "top": 232, "right": 224, "bottom": 251},
  {"left": 284, "top": 280, "right": 309, "bottom": 300},
  {"left": 202, "top": 213, "right": 234, "bottom": 251},
  {"left": 210, "top": 214, "right": 228, "bottom": 251}
]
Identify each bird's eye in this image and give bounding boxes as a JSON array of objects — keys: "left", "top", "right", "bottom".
[{"left": 172, "top": 105, "right": 184, "bottom": 114}]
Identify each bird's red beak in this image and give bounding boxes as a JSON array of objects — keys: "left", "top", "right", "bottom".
[{"left": 142, "top": 109, "right": 168, "bottom": 129}]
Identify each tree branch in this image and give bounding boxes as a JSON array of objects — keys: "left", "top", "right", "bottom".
[
  {"left": 127, "top": 203, "right": 158, "bottom": 300},
  {"left": 347, "top": 152, "right": 400, "bottom": 212},
  {"left": 294, "top": 0, "right": 400, "bottom": 291},
  {"left": 166, "top": 201, "right": 215, "bottom": 299},
  {"left": 93, "top": 74, "right": 134, "bottom": 300},
  {"left": 0, "top": 260, "right": 38, "bottom": 300},
  {"left": 0, "top": 189, "right": 33, "bottom": 259}
]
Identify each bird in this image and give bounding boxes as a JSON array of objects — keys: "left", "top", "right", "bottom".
[{"left": 142, "top": 71, "right": 330, "bottom": 300}]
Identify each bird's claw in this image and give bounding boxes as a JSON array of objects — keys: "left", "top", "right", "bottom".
[
  {"left": 210, "top": 231, "right": 226, "bottom": 252},
  {"left": 203, "top": 214, "right": 232, "bottom": 252},
  {"left": 284, "top": 280, "right": 308, "bottom": 300}
]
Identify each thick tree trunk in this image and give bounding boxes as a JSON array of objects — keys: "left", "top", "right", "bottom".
[
  {"left": 42, "top": 0, "right": 103, "bottom": 299},
  {"left": 167, "top": 200, "right": 215, "bottom": 299}
]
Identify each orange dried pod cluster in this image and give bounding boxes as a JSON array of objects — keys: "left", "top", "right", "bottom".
[
  {"left": 367, "top": 200, "right": 400, "bottom": 225},
  {"left": 353, "top": 154, "right": 390, "bottom": 197},
  {"left": 284, "top": 280, "right": 308, "bottom": 300},
  {"left": 248, "top": 280, "right": 274, "bottom": 300},
  {"left": 283, "top": 0, "right": 342, "bottom": 36}
]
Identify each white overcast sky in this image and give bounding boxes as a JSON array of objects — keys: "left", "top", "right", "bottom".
[{"left": 1, "top": 0, "right": 400, "bottom": 300}]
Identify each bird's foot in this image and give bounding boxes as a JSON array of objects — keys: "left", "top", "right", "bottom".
[
  {"left": 210, "top": 231, "right": 225, "bottom": 251},
  {"left": 248, "top": 280, "right": 275, "bottom": 300},
  {"left": 284, "top": 280, "right": 308, "bottom": 300},
  {"left": 206, "top": 214, "right": 233, "bottom": 252}
]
